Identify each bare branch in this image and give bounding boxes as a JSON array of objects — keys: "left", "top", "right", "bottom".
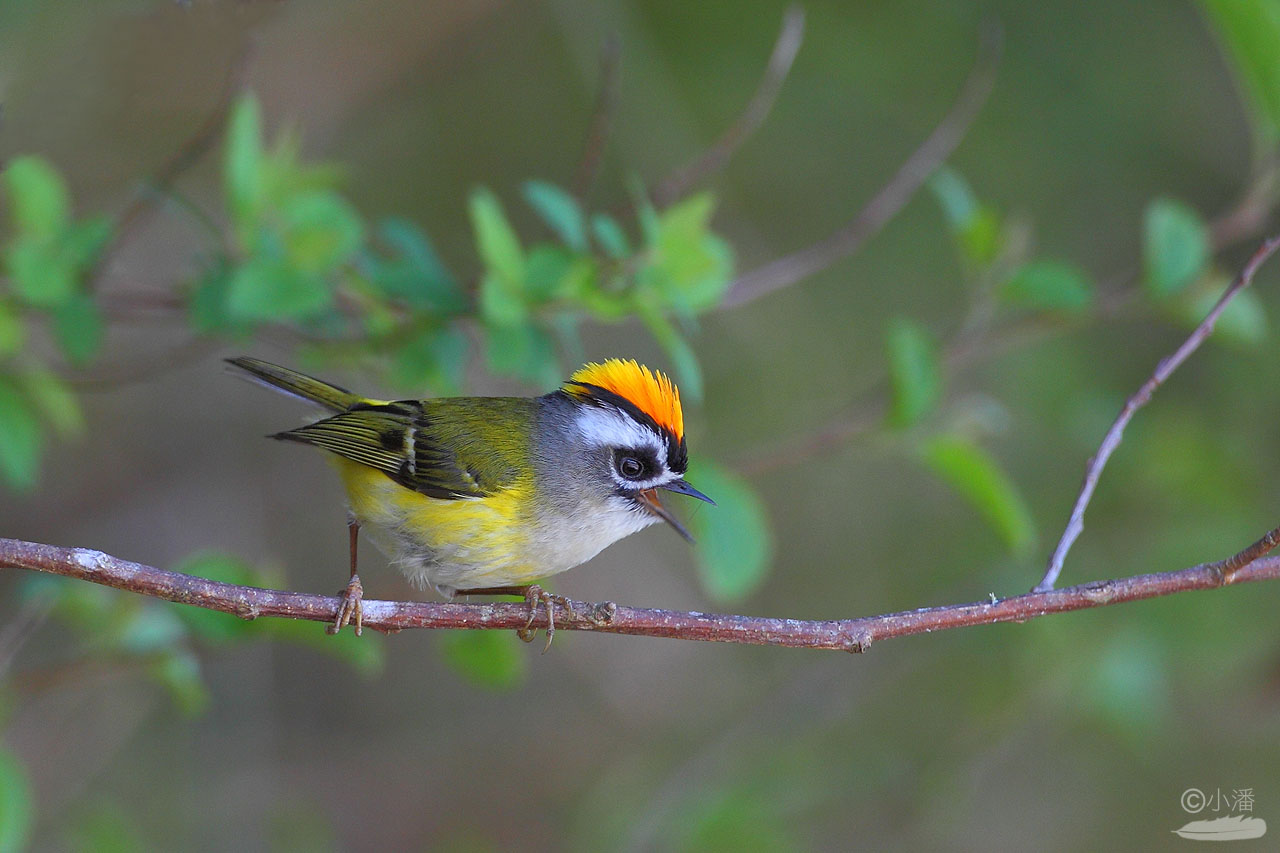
[
  {"left": 1036, "top": 234, "right": 1280, "bottom": 592},
  {"left": 88, "top": 38, "right": 255, "bottom": 290},
  {"left": 3, "top": 533, "right": 1276, "bottom": 653},
  {"left": 721, "top": 21, "right": 1002, "bottom": 310},
  {"left": 571, "top": 33, "right": 623, "bottom": 201},
  {"left": 650, "top": 5, "right": 806, "bottom": 208}
]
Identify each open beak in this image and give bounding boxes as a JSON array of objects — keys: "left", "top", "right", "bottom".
[
  {"left": 658, "top": 478, "right": 716, "bottom": 505},
  {"left": 637, "top": 479, "right": 714, "bottom": 544}
]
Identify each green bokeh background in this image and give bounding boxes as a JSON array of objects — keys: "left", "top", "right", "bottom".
[{"left": 3, "top": 0, "right": 1280, "bottom": 849}]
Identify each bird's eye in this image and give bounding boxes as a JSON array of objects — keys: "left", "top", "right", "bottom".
[{"left": 616, "top": 454, "right": 647, "bottom": 480}]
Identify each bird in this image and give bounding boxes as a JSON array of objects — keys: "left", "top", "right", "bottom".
[{"left": 226, "top": 356, "right": 713, "bottom": 641}]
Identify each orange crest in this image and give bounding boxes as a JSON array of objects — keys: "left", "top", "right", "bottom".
[{"left": 564, "top": 359, "right": 685, "bottom": 442}]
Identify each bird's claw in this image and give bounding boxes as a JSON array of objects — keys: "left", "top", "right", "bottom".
[
  {"left": 515, "top": 585, "right": 579, "bottom": 653},
  {"left": 513, "top": 587, "right": 617, "bottom": 650},
  {"left": 328, "top": 574, "right": 364, "bottom": 636}
]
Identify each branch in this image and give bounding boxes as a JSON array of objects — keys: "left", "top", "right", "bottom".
[
  {"left": 88, "top": 39, "right": 254, "bottom": 290},
  {"left": 571, "top": 33, "right": 623, "bottom": 201},
  {"left": 650, "top": 5, "right": 806, "bottom": 207},
  {"left": 3, "top": 533, "right": 1276, "bottom": 653},
  {"left": 720, "top": 21, "right": 1002, "bottom": 310},
  {"left": 1036, "top": 234, "right": 1280, "bottom": 592}
]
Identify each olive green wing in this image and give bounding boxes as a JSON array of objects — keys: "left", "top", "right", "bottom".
[{"left": 274, "top": 398, "right": 531, "bottom": 500}]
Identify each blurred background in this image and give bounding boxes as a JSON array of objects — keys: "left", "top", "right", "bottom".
[{"left": 3, "top": 0, "right": 1280, "bottom": 849}]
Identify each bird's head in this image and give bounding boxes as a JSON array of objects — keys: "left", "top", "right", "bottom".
[{"left": 557, "top": 359, "right": 714, "bottom": 541}]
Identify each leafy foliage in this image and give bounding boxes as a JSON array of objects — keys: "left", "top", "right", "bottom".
[
  {"left": 999, "top": 260, "right": 1094, "bottom": 315},
  {"left": 1200, "top": 0, "right": 1280, "bottom": 147},
  {"left": 928, "top": 166, "right": 1003, "bottom": 266},
  {"left": 0, "top": 93, "right": 741, "bottom": 494},
  {"left": 687, "top": 460, "right": 774, "bottom": 602},
  {"left": 1143, "top": 197, "right": 1210, "bottom": 297},
  {"left": 919, "top": 434, "right": 1036, "bottom": 556},
  {"left": 885, "top": 318, "right": 941, "bottom": 429},
  {"left": 0, "top": 748, "right": 32, "bottom": 853},
  {"left": 438, "top": 630, "right": 528, "bottom": 690}
]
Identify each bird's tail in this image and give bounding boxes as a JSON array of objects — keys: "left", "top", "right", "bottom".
[{"left": 225, "top": 357, "right": 363, "bottom": 412}]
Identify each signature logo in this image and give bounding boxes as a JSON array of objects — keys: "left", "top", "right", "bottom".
[{"left": 1174, "top": 789, "right": 1266, "bottom": 842}]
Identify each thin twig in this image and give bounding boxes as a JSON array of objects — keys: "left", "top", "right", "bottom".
[
  {"left": 87, "top": 39, "right": 254, "bottom": 290},
  {"left": 740, "top": 173, "right": 1275, "bottom": 482},
  {"left": 571, "top": 33, "right": 622, "bottom": 202},
  {"left": 720, "top": 21, "right": 1002, "bottom": 310},
  {"left": 1036, "top": 235, "right": 1280, "bottom": 592},
  {"left": 2, "top": 534, "right": 1276, "bottom": 653},
  {"left": 650, "top": 5, "right": 806, "bottom": 208}
]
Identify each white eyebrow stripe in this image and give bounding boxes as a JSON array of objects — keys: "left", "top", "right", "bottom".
[{"left": 575, "top": 407, "right": 664, "bottom": 455}]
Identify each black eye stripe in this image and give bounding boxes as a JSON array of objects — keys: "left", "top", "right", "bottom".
[{"left": 613, "top": 448, "right": 657, "bottom": 481}]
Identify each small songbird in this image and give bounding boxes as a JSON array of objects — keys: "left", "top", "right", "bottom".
[{"left": 227, "top": 356, "right": 713, "bottom": 638}]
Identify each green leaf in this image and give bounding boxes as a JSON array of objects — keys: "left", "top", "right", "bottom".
[
  {"left": 1143, "top": 198, "right": 1210, "bottom": 297},
  {"left": 188, "top": 262, "right": 244, "bottom": 335},
  {"left": 885, "top": 318, "right": 941, "bottom": 429},
  {"left": 637, "top": 303, "right": 703, "bottom": 401},
  {"left": 0, "top": 748, "right": 33, "bottom": 853},
  {"left": 259, "top": 618, "right": 385, "bottom": 675},
  {"left": 1085, "top": 630, "right": 1170, "bottom": 737},
  {"left": 279, "top": 191, "right": 364, "bottom": 274},
  {"left": 483, "top": 321, "right": 559, "bottom": 387},
  {"left": 674, "top": 788, "right": 794, "bottom": 853},
  {"left": 19, "top": 367, "right": 84, "bottom": 438},
  {"left": 63, "top": 216, "right": 112, "bottom": 268},
  {"left": 687, "top": 460, "right": 773, "bottom": 603},
  {"left": 523, "top": 180, "right": 587, "bottom": 251},
  {"left": 225, "top": 94, "right": 264, "bottom": 227},
  {"left": 1200, "top": 0, "right": 1280, "bottom": 146},
  {"left": 919, "top": 434, "right": 1036, "bottom": 556},
  {"left": 4, "top": 155, "right": 69, "bottom": 237},
  {"left": 29, "top": 575, "right": 119, "bottom": 634},
  {"left": 1178, "top": 274, "right": 1269, "bottom": 348},
  {"left": 999, "top": 260, "right": 1094, "bottom": 314},
  {"left": 52, "top": 291, "right": 104, "bottom": 366},
  {"left": 468, "top": 187, "right": 525, "bottom": 287},
  {"left": 391, "top": 325, "right": 469, "bottom": 395},
  {"left": 370, "top": 218, "right": 462, "bottom": 312},
  {"left": 5, "top": 236, "right": 78, "bottom": 308},
  {"left": 629, "top": 175, "right": 661, "bottom": 244},
  {"left": 523, "top": 245, "right": 575, "bottom": 303},
  {"left": 0, "top": 302, "right": 25, "bottom": 357},
  {"left": 148, "top": 649, "right": 210, "bottom": 716},
  {"left": 438, "top": 630, "right": 527, "bottom": 690},
  {"left": 478, "top": 273, "right": 528, "bottom": 327},
  {"left": 66, "top": 801, "right": 147, "bottom": 853},
  {"left": 591, "top": 213, "right": 631, "bottom": 259},
  {"left": 928, "top": 166, "right": 1002, "bottom": 265},
  {"left": 0, "top": 379, "right": 42, "bottom": 491},
  {"left": 118, "top": 606, "right": 188, "bottom": 654},
  {"left": 226, "top": 259, "right": 332, "bottom": 321},
  {"left": 642, "top": 192, "right": 734, "bottom": 314},
  {"left": 170, "top": 552, "right": 264, "bottom": 644}
]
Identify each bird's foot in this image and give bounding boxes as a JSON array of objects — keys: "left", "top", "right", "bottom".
[
  {"left": 515, "top": 584, "right": 581, "bottom": 653},
  {"left": 328, "top": 573, "right": 364, "bottom": 637},
  {"left": 585, "top": 600, "right": 618, "bottom": 627}
]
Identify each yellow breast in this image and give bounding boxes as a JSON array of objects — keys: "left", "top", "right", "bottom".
[{"left": 334, "top": 458, "right": 543, "bottom": 591}]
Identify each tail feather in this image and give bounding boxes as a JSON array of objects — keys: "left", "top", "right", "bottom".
[{"left": 225, "top": 357, "right": 362, "bottom": 412}]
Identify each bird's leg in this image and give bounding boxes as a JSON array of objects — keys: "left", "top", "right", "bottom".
[
  {"left": 460, "top": 584, "right": 581, "bottom": 652},
  {"left": 328, "top": 518, "right": 363, "bottom": 636}
]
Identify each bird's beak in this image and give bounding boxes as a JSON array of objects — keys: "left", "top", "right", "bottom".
[
  {"left": 658, "top": 478, "right": 716, "bottom": 505},
  {"left": 638, "top": 479, "right": 714, "bottom": 544}
]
